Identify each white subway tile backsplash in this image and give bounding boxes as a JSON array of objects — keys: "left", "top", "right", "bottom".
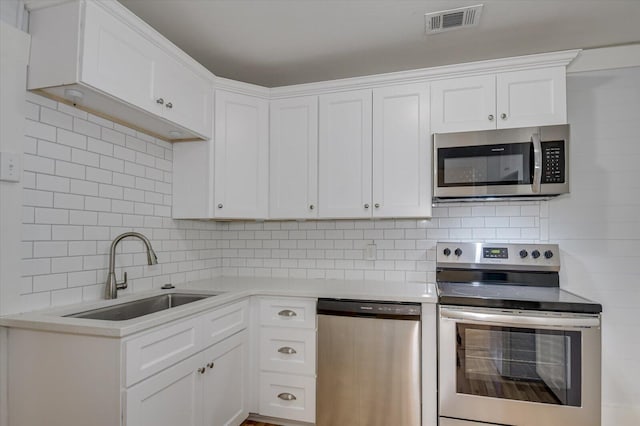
[
  {"left": 25, "top": 120, "right": 56, "bottom": 141},
  {"left": 57, "top": 128, "right": 87, "bottom": 149},
  {"left": 70, "top": 179, "right": 99, "bottom": 196},
  {"left": 33, "top": 273, "right": 67, "bottom": 292},
  {"left": 72, "top": 117, "right": 101, "bottom": 138},
  {"left": 23, "top": 189, "right": 54, "bottom": 207},
  {"left": 71, "top": 148, "right": 100, "bottom": 167},
  {"left": 38, "top": 139, "right": 71, "bottom": 161},
  {"left": 55, "top": 160, "right": 85, "bottom": 179}
]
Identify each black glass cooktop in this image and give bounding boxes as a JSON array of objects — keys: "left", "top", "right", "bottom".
[{"left": 437, "top": 282, "right": 602, "bottom": 314}]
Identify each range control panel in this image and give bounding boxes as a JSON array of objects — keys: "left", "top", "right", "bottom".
[{"left": 436, "top": 242, "right": 560, "bottom": 271}]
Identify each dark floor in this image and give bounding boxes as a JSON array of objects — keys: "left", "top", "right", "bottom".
[{"left": 241, "top": 420, "right": 281, "bottom": 426}]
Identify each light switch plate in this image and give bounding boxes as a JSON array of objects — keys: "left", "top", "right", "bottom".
[{"left": 0, "top": 152, "right": 21, "bottom": 182}]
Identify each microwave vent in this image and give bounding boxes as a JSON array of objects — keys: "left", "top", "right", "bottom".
[{"left": 425, "top": 4, "right": 483, "bottom": 34}]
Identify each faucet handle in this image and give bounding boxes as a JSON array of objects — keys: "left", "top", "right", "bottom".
[{"left": 117, "top": 272, "right": 128, "bottom": 290}]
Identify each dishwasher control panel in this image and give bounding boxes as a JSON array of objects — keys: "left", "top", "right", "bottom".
[{"left": 317, "top": 298, "right": 421, "bottom": 319}]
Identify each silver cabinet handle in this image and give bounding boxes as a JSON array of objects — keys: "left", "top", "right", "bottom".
[
  {"left": 217, "top": 203, "right": 223, "bottom": 209},
  {"left": 197, "top": 367, "right": 206, "bottom": 374},
  {"left": 278, "top": 346, "right": 297, "bottom": 355},
  {"left": 166, "top": 102, "right": 173, "bottom": 109},
  {"left": 374, "top": 203, "right": 380, "bottom": 208},
  {"left": 207, "top": 362, "right": 214, "bottom": 369},
  {"left": 364, "top": 203, "right": 370, "bottom": 209},
  {"left": 156, "top": 98, "right": 164, "bottom": 105},
  {"left": 488, "top": 114, "right": 494, "bottom": 121},
  {"left": 278, "top": 309, "right": 297, "bottom": 317},
  {"left": 309, "top": 204, "right": 314, "bottom": 210},
  {"left": 277, "top": 392, "right": 297, "bottom": 401},
  {"left": 500, "top": 113, "right": 507, "bottom": 119}
]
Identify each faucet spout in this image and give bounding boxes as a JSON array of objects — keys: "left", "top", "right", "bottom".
[{"left": 105, "top": 232, "right": 158, "bottom": 299}]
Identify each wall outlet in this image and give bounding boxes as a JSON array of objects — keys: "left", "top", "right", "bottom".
[
  {"left": 365, "top": 243, "right": 377, "bottom": 261},
  {"left": 0, "top": 152, "right": 21, "bottom": 182}
]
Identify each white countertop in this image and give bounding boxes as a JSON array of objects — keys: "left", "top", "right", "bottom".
[{"left": 0, "top": 277, "right": 437, "bottom": 338}]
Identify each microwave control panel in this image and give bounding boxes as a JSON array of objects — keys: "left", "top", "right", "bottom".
[{"left": 541, "top": 141, "right": 565, "bottom": 184}]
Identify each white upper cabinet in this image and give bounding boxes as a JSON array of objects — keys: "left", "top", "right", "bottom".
[
  {"left": 154, "top": 51, "right": 214, "bottom": 138},
  {"left": 430, "top": 67, "right": 567, "bottom": 133},
  {"left": 269, "top": 96, "right": 319, "bottom": 219},
  {"left": 372, "top": 83, "right": 431, "bottom": 218},
  {"left": 81, "top": 0, "right": 160, "bottom": 116},
  {"left": 496, "top": 67, "right": 567, "bottom": 129},
  {"left": 318, "top": 90, "right": 373, "bottom": 219},
  {"left": 27, "top": 0, "right": 212, "bottom": 141},
  {"left": 214, "top": 90, "right": 269, "bottom": 219},
  {"left": 430, "top": 75, "right": 496, "bottom": 133}
]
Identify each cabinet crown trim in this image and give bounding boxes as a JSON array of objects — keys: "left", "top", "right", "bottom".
[{"left": 269, "top": 49, "right": 580, "bottom": 98}]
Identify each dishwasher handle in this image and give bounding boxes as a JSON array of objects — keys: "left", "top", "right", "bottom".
[{"left": 317, "top": 298, "right": 421, "bottom": 320}]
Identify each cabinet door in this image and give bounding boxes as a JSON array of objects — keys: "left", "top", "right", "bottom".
[
  {"left": 126, "top": 354, "right": 202, "bottom": 426},
  {"left": 202, "top": 330, "right": 249, "bottom": 426},
  {"left": 81, "top": 0, "right": 158, "bottom": 115},
  {"left": 373, "top": 83, "right": 431, "bottom": 218},
  {"left": 430, "top": 75, "right": 496, "bottom": 133},
  {"left": 214, "top": 90, "right": 269, "bottom": 218},
  {"left": 156, "top": 53, "right": 213, "bottom": 138},
  {"left": 496, "top": 67, "right": 567, "bottom": 129},
  {"left": 318, "top": 89, "right": 372, "bottom": 218},
  {"left": 269, "top": 96, "right": 319, "bottom": 219}
]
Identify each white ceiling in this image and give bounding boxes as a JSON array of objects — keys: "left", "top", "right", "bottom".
[{"left": 118, "top": 0, "right": 640, "bottom": 87}]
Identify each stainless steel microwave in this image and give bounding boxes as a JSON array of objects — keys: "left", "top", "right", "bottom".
[{"left": 433, "top": 124, "right": 569, "bottom": 201}]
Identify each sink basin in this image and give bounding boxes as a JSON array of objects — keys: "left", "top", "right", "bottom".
[{"left": 65, "top": 293, "right": 217, "bottom": 321}]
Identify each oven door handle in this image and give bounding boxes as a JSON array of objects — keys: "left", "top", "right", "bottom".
[
  {"left": 531, "top": 133, "right": 542, "bottom": 194},
  {"left": 440, "top": 308, "right": 600, "bottom": 328}
]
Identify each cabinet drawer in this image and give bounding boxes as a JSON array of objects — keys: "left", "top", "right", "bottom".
[
  {"left": 125, "top": 317, "right": 201, "bottom": 386},
  {"left": 260, "top": 327, "right": 316, "bottom": 376},
  {"left": 259, "top": 372, "right": 316, "bottom": 423},
  {"left": 201, "top": 299, "right": 249, "bottom": 347},
  {"left": 259, "top": 297, "right": 316, "bottom": 329}
]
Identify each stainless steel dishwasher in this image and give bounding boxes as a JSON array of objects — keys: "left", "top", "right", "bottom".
[{"left": 317, "top": 298, "right": 421, "bottom": 426}]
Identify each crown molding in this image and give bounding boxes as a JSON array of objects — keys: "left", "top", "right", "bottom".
[
  {"left": 213, "top": 76, "right": 271, "bottom": 99},
  {"left": 270, "top": 49, "right": 581, "bottom": 99}
]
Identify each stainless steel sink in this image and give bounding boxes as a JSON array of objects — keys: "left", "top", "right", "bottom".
[{"left": 65, "top": 293, "right": 217, "bottom": 321}]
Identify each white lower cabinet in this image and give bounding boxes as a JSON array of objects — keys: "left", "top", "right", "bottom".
[
  {"left": 202, "top": 330, "right": 249, "bottom": 426},
  {"left": 258, "top": 372, "right": 317, "bottom": 423},
  {"left": 127, "top": 329, "right": 248, "bottom": 426},
  {"left": 126, "top": 353, "right": 203, "bottom": 426},
  {"left": 256, "top": 297, "right": 317, "bottom": 423}
]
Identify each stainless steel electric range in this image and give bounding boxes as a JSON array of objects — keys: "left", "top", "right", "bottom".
[{"left": 436, "top": 242, "right": 602, "bottom": 426}]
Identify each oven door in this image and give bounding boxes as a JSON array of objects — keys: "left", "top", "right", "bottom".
[{"left": 439, "top": 306, "right": 601, "bottom": 426}]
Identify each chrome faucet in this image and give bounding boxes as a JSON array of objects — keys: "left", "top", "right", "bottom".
[{"left": 105, "top": 232, "right": 158, "bottom": 299}]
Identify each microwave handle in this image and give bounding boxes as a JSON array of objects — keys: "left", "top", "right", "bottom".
[{"left": 531, "top": 133, "right": 542, "bottom": 193}]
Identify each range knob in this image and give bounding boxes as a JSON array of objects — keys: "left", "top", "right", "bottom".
[
  {"left": 443, "top": 248, "right": 451, "bottom": 256},
  {"left": 454, "top": 248, "right": 463, "bottom": 257},
  {"left": 519, "top": 249, "right": 528, "bottom": 258},
  {"left": 531, "top": 250, "right": 541, "bottom": 259},
  {"left": 544, "top": 250, "right": 554, "bottom": 259}
]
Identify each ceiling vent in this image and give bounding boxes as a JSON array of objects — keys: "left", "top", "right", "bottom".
[{"left": 425, "top": 4, "right": 484, "bottom": 34}]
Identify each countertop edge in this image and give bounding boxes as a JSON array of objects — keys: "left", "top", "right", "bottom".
[{"left": 0, "top": 278, "right": 437, "bottom": 337}]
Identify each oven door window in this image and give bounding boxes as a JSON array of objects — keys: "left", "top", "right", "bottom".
[
  {"left": 438, "top": 142, "right": 532, "bottom": 187},
  {"left": 456, "top": 324, "right": 581, "bottom": 406}
]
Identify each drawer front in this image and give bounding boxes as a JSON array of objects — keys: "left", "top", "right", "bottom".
[
  {"left": 125, "top": 317, "right": 201, "bottom": 386},
  {"left": 259, "top": 297, "right": 316, "bottom": 329},
  {"left": 260, "top": 327, "right": 316, "bottom": 376},
  {"left": 201, "top": 299, "right": 249, "bottom": 347},
  {"left": 259, "top": 372, "right": 316, "bottom": 423}
]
